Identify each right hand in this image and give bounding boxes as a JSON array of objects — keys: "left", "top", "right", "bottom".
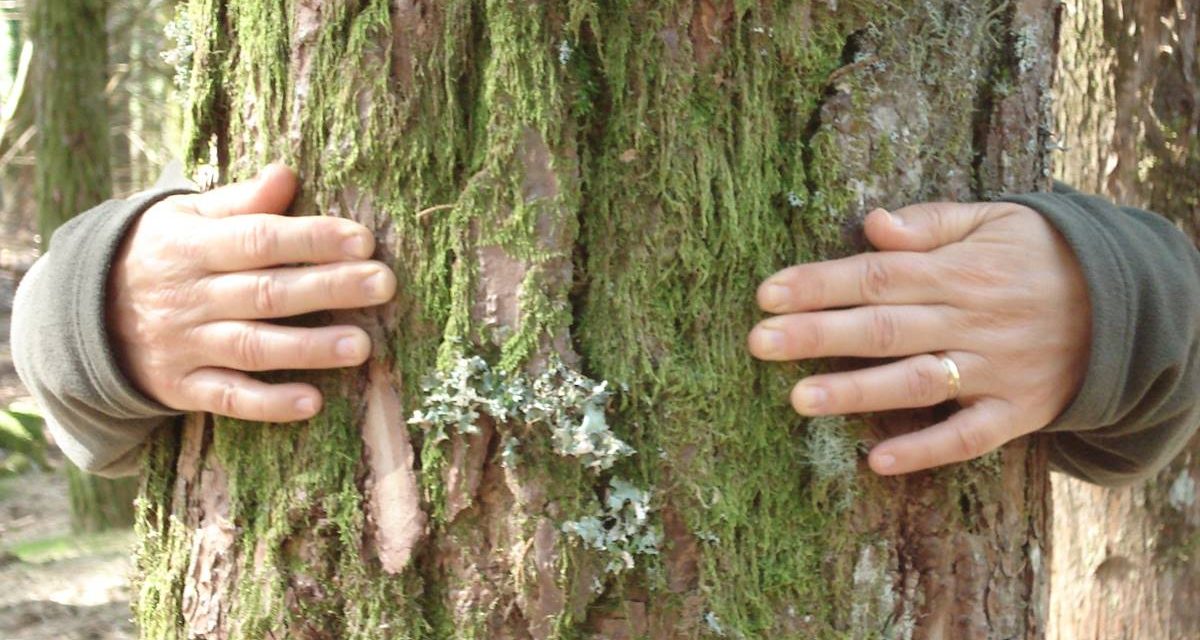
[{"left": 107, "top": 163, "right": 396, "bottom": 422}]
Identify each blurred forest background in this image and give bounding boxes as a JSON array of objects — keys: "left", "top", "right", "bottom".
[
  {"left": 0, "top": 1, "right": 1195, "bottom": 639},
  {"left": 1, "top": 1, "right": 179, "bottom": 638}
]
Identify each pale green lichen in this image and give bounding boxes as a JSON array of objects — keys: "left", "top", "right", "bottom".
[
  {"left": 561, "top": 477, "right": 660, "bottom": 575},
  {"left": 161, "top": 10, "right": 194, "bottom": 90},
  {"left": 802, "top": 416, "right": 862, "bottom": 511},
  {"left": 703, "top": 611, "right": 729, "bottom": 638},
  {"left": 499, "top": 435, "right": 521, "bottom": 470},
  {"left": 408, "top": 356, "right": 634, "bottom": 472},
  {"left": 1168, "top": 470, "right": 1197, "bottom": 512},
  {"left": 849, "top": 542, "right": 914, "bottom": 640}
]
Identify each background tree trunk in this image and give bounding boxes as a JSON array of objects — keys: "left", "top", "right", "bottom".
[
  {"left": 32, "top": 0, "right": 139, "bottom": 533},
  {"left": 135, "top": 2, "right": 1058, "bottom": 638},
  {"left": 65, "top": 461, "right": 140, "bottom": 532},
  {"left": 1049, "top": 1, "right": 1200, "bottom": 638},
  {"left": 32, "top": 0, "right": 111, "bottom": 245}
]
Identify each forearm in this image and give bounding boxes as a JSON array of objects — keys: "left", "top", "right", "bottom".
[
  {"left": 12, "top": 189, "right": 192, "bottom": 477},
  {"left": 1001, "top": 185, "right": 1200, "bottom": 486}
]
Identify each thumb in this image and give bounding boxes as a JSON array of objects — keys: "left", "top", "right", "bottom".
[
  {"left": 863, "top": 202, "right": 992, "bottom": 252},
  {"left": 190, "top": 163, "right": 299, "bottom": 218}
]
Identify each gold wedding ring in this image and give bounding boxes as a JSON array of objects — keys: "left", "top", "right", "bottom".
[{"left": 935, "top": 352, "right": 962, "bottom": 400}]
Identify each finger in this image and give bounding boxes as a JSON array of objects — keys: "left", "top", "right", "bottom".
[
  {"left": 194, "top": 321, "right": 373, "bottom": 372},
  {"left": 190, "top": 163, "right": 300, "bottom": 218},
  {"left": 748, "top": 305, "right": 957, "bottom": 361},
  {"left": 863, "top": 203, "right": 994, "bottom": 252},
  {"left": 199, "top": 214, "right": 377, "bottom": 272},
  {"left": 867, "top": 398, "right": 1015, "bottom": 474},
  {"left": 757, "top": 251, "right": 940, "bottom": 314},
  {"left": 201, "top": 261, "right": 395, "bottom": 320},
  {"left": 790, "top": 353, "right": 974, "bottom": 416},
  {"left": 176, "top": 367, "right": 324, "bottom": 422}
]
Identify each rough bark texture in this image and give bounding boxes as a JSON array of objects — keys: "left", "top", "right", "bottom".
[
  {"left": 135, "top": 2, "right": 1057, "bottom": 638},
  {"left": 1050, "top": 2, "right": 1200, "bottom": 639}
]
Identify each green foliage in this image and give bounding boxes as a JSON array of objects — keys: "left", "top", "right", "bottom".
[
  {"left": 0, "top": 401, "right": 48, "bottom": 475},
  {"left": 5, "top": 528, "right": 134, "bottom": 564}
]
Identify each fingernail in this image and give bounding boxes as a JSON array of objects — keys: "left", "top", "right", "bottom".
[
  {"left": 337, "top": 335, "right": 366, "bottom": 360},
  {"left": 759, "top": 283, "right": 791, "bottom": 311},
  {"left": 884, "top": 210, "right": 903, "bottom": 227},
  {"left": 795, "top": 385, "right": 827, "bottom": 413},
  {"left": 363, "top": 270, "right": 392, "bottom": 301},
  {"left": 750, "top": 326, "right": 786, "bottom": 356},
  {"left": 343, "top": 234, "right": 369, "bottom": 258},
  {"left": 295, "top": 396, "right": 317, "bottom": 416},
  {"left": 874, "top": 452, "right": 896, "bottom": 471}
]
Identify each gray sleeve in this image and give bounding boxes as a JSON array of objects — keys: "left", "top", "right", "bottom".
[
  {"left": 1001, "top": 184, "right": 1200, "bottom": 487},
  {"left": 12, "top": 188, "right": 193, "bottom": 477}
]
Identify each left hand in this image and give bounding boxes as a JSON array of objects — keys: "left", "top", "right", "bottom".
[{"left": 748, "top": 202, "right": 1091, "bottom": 475}]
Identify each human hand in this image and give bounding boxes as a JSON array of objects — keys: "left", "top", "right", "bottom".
[
  {"left": 748, "top": 202, "right": 1091, "bottom": 475},
  {"left": 107, "top": 164, "right": 396, "bottom": 422}
]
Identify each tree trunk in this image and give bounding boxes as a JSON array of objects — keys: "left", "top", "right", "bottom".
[
  {"left": 1049, "top": 2, "right": 1200, "bottom": 638},
  {"left": 32, "top": 0, "right": 111, "bottom": 245},
  {"left": 32, "top": 0, "right": 139, "bottom": 532},
  {"left": 135, "top": 2, "right": 1057, "bottom": 638},
  {"left": 66, "top": 460, "right": 139, "bottom": 532}
]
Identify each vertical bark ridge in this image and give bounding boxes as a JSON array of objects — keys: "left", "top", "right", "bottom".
[{"left": 135, "top": 2, "right": 1056, "bottom": 638}]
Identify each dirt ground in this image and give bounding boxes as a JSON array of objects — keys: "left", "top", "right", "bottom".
[{"left": 0, "top": 231, "right": 137, "bottom": 640}]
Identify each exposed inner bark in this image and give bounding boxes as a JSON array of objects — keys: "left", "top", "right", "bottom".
[{"left": 362, "top": 361, "right": 426, "bottom": 574}]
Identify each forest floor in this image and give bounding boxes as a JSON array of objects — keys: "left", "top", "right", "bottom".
[{"left": 0, "top": 230, "right": 136, "bottom": 640}]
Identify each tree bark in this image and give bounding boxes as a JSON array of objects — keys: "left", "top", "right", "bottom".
[
  {"left": 135, "top": 2, "right": 1058, "bottom": 638},
  {"left": 1049, "top": 2, "right": 1200, "bottom": 639}
]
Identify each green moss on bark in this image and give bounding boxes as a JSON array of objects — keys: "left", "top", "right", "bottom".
[{"left": 137, "top": 2, "right": 1051, "bottom": 638}]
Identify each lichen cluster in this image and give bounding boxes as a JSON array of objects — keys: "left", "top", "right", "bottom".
[
  {"left": 409, "top": 355, "right": 660, "bottom": 576},
  {"left": 408, "top": 356, "right": 634, "bottom": 472},
  {"left": 560, "top": 477, "right": 660, "bottom": 575},
  {"left": 801, "top": 416, "right": 862, "bottom": 511},
  {"left": 161, "top": 10, "right": 194, "bottom": 90}
]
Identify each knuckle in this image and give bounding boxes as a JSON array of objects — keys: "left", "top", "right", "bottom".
[
  {"left": 859, "top": 256, "right": 891, "bottom": 302},
  {"left": 234, "top": 328, "right": 268, "bottom": 370},
  {"left": 326, "top": 268, "right": 348, "bottom": 302},
  {"left": 215, "top": 381, "right": 241, "bottom": 417},
  {"left": 242, "top": 219, "right": 278, "bottom": 259},
  {"left": 802, "top": 318, "right": 824, "bottom": 354},
  {"left": 253, "top": 275, "right": 286, "bottom": 316},
  {"left": 868, "top": 308, "right": 899, "bottom": 352},
  {"left": 952, "top": 422, "right": 987, "bottom": 460},
  {"left": 907, "top": 359, "right": 941, "bottom": 402}
]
